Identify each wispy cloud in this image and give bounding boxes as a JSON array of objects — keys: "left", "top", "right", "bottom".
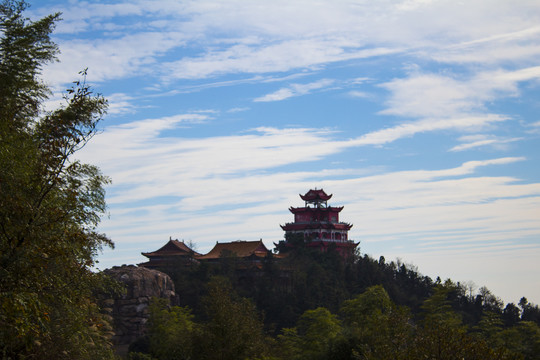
[
  {"left": 362, "top": 66, "right": 540, "bottom": 146},
  {"left": 43, "top": 31, "right": 186, "bottom": 85},
  {"left": 348, "top": 90, "right": 370, "bottom": 99},
  {"left": 450, "top": 135, "right": 523, "bottom": 152},
  {"left": 254, "top": 79, "right": 335, "bottom": 102},
  {"left": 227, "top": 107, "right": 250, "bottom": 113},
  {"left": 433, "top": 26, "right": 540, "bottom": 64},
  {"left": 378, "top": 69, "right": 525, "bottom": 119},
  {"left": 34, "top": 0, "right": 540, "bottom": 89},
  {"left": 106, "top": 93, "right": 137, "bottom": 115},
  {"left": 164, "top": 41, "right": 397, "bottom": 80},
  {"left": 351, "top": 115, "right": 509, "bottom": 146}
]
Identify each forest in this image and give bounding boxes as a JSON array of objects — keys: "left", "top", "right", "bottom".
[{"left": 127, "top": 243, "right": 540, "bottom": 360}]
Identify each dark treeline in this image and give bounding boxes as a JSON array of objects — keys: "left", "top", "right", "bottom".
[{"left": 132, "top": 241, "right": 540, "bottom": 360}]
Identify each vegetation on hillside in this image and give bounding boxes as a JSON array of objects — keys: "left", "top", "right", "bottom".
[{"left": 140, "top": 243, "right": 540, "bottom": 360}]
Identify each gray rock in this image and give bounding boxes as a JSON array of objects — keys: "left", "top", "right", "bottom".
[{"left": 101, "top": 265, "right": 177, "bottom": 346}]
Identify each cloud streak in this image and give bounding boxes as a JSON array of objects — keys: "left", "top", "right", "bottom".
[
  {"left": 254, "top": 79, "right": 335, "bottom": 102},
  {"left": 449, "top": 135, "right": 523, "bottom": 152}
]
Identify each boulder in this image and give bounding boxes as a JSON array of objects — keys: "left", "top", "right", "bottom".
[{"left": 101, "top": 265, "right": 177, "bottom": 346}]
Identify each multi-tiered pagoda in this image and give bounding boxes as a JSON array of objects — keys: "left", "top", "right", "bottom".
[{"left": 279, "top": 189, "right": 358, "bottom": 255}]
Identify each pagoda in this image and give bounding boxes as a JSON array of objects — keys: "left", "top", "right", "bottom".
[{"left": 279, "top": 189, "right": 358, "bottom": 255}]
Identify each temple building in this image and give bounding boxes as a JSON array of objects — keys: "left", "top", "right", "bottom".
[
  {"left": 278, "top": 189, "right": 358, "bottom": 255},
  {"left": 139, "top": 238, "right": 200, "bottom": 269},
  {"left": 196, "top": 239, "right": 270, "bottom": 268},
  {"left": 140, "top": 239, "right": 272, "bottom": 270},
  {"left": 139, "top": 189, "right": 357, "bottom": 271},
  {"left": 197, "top": 239, "right": 270, "bottom": 271}
]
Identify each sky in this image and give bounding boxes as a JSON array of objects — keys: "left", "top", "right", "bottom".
[{"left": 30, "top": 0, "right": 540, "bottom": 305}]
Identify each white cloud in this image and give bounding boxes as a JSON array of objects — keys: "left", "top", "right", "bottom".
[
  {"left": 364, "top": 66, "right": 540, "bottom": 147},
  {"left": 164, "top": 40, "right": 397, "bottom": 80},
  {"left": 450, "top": 135, "right": 523, "bottom": 152},
  {"left": 35, "top": 0, "right": 540, "bottom": 92},
  {"left": 378, "top": 68, "right": 528, "bottom": 119},
  {"left": 351, "top": 115, "right": 509, "bottom": 146},
  {"left": 348, "top": 90, "right": 370, "bottom": 99},
  {"left": 433, "top": 26, "right": 540, "bottom": 64},
  {"left": 105, "top": 93, "right": 137, "bottom": 115},
  {"left": 43, "top": 31, "right": 186, "bottom": 85},
  {"left": 254, "top": 79, "right": 335, "bottom": 102},
  {"left": 527, "top": 121, "right": 540, "bottom": 134},
  {"left": 227, "top": 107, "right": 250, "bottom": 113},
  {"left": 79, "top": 108, "right": 531, "bottom": 217},
  {"left": 79, "top": 125, "right": 345, "bottom": 200}
]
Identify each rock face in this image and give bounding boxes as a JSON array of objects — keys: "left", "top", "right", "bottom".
[{"left": 102, "top": 265, "right": 177, "bottom": 346}]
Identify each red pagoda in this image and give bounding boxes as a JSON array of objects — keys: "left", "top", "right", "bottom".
[{"left": 279, "top": 189, "right": 358, "bottom": 255}]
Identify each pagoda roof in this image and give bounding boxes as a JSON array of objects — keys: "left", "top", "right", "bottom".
[
  {"left": 281, "top": 222, "right": 352, "bottom": 231},
  {"left": 289, "top": 206, "right": 343, "bottom": 213},
  {"left": 300, "top": 189, "right": 332, "bottom": 202},
  {"left": 196, "top": 240, "right": 269, "bottom": 260},
  {"left": 142, "top": 239, "right": 201, "bottom": 258}
]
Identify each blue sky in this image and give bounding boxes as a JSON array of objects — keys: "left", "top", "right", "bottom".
[{"left": 31, "top": 0, "right": 540, "bottom": 304}]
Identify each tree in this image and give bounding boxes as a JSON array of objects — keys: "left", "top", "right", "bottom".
[
  {"left": 0, "top": 1, "right": 115, "bottom": 358},
  {"left": 501, "top": 321, "right": 540, "bottom": 360},
  {"left": 197, "top": 277, "right": 268, "bottom": 360},
  {"left": 145, "top": 298, "right": 197, "bottom": 360},
  {"left": 278, "top": 307, "right": 343, "bottom": 360},
  {"left": 473, "top": 310, "right": 505, "bottom": 350},
  {"left": 503, "top": 303, "right": 521, "bottom": 327},
  {"left": 411, "top": 285, "right": 513, "bottom": 360},
  {"left": 339, "top": 285, "right": 412, "bottom": 360}
]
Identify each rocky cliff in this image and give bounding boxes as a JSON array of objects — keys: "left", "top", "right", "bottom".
[{"left": 101, "top": 265, "right": 177, "bottom": 346}]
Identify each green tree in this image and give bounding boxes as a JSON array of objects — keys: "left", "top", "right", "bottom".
[
  {"left": 339, "top": 285, "right": 412, "bottom": 360},
  {"left": 411, "top": 284, "right": 512, "bottom": 360},
  {"left": 0, "top": 1, "right": 114, "bottom": 358},
  {"left": 278, "top": 307, "right": 343, "bottom": 360},
  {"left": 146, "top": 298, "right": 196, "bottom": 360},
  {"left": 198, "top": 277, "right": 268, "bottom": 360},
  {"left": 501, "top": 321, "right": 540, "bottom": 360},
  {"left": 473, "top": 311, "right": 505, "bottom": 349}
]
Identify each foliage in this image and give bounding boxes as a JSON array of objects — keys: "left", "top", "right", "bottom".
[
  {"left": 340, "top": 285, "right": 413, "bottom": 359},
  {"left": 146, "top": 298, "right": 196, "bottom": 360},
  {"left": 0, "top": 1, "right": 114, "bottom": 358},
  {"left": 147, "top": 257, "right": 540, "bottom": 360},
  {"left": 197, "top": 277, "right": 269, "bottom": 360},
  {"left": 153, "top": 236, "right": 540, "bottom": 360},
  {"left": 128, "top": 353, "right": 157, "bottom": 360},
  {"left": 501, "top": 321, "right": 540, "bottom": 360},
  {"left": 278, "top": 307, "right": 343, "bottom": 360}
]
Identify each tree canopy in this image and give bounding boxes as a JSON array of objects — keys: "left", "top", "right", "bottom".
[{"left": 0, "top": 1, "right": 115, "bottom": 358}]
